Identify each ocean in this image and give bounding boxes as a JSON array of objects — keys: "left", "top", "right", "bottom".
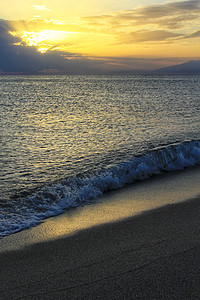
[{"left": 0, "top": 74, "right": 200, "bottom": 238}]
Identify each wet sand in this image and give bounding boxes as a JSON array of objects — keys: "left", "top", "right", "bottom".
[
  {"left": 1, "top": 197, "right": 200, "bottom": 299},
  {"left": 1, "top": 167, "right": 200, "bottom": 299}
]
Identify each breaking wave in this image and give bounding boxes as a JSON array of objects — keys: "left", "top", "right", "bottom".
[{"left": 1, "top": 140, "right": 200, "bottom": 238}]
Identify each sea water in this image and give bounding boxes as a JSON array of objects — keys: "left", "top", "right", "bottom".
[{"left": 0, "top": 74, "right": 200, "bottom": 238}]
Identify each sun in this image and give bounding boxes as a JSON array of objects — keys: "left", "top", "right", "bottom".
[{"left": 21, "top": 30, "right": 78, "bottom": 53}]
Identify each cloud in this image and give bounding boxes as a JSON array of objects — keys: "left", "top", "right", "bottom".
[
  {"left": 136, "top": 0, "right": 200, "bottom": 19},
  {"left": 83, "top": 0, "right": 200, "bottom": 32},
  {"left": 32, "top": 5, "right": 51, "bottom": 12},
  {"left": 167, "top": 0, "right": 200, "bottom": 10},
  {"left": 0, "top": 21, "right": 196, "bottom": 75},
  {"left": 2, "top": 20, "right": 146, "bottom": 74},
  {"left": 117, "top": 30, "right": 184, "bottom": 44},
  {"left": 0, "top": 1, "right": 200, "bottom": 74},
  {"left": 0, "top": 20, "right": 102, "bottom": 74},
  {"left": 9, "top": 0, "right": 200, "bottom": 49},
  {"left": 0, "top": 20, "right": 18, "bottom": 44},
  {"left": 0, "top": 21, "right": 175, "bottom": 74},
  {"left": 80, "top": 0, "right": 200, "bottom": 45},
  {"left": 122, "top": 0, "right": 200, "bottom": 21},
  {"left": 183, "top": 30, "right": 200, "bottom": 39}
]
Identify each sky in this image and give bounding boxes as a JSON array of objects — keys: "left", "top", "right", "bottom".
[{"left": 0, "top": 0, "right": 200, "bottom": 74}]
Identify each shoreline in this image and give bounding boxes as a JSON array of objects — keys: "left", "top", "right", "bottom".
[
  {"left": 1, "top": 195, "right": 200, "bottom": 299},
  {"left": 1, "top": 139, "right": 200, "bottom": 241},
  {"left": 1, "top": 165, "right": 200, "bottom": 253},
  {"left": 1, "top": 166, "right": 200, "bottom": 298}
]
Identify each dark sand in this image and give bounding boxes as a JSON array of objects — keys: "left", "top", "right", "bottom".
[{"left": 1, "top": 196, "right": 200, "bottom": 299}]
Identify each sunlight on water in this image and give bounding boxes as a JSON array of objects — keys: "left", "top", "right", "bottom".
[
  {"left": 0, "top": 74, "right": 200, "bottom": 237},
  {"left": 1, "top": 75, "right": 200, "bottom": 197}
]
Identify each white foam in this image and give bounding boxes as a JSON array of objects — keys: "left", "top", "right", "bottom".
[{"left": 1, "top": 140, "right": 200, "bottom": 238}]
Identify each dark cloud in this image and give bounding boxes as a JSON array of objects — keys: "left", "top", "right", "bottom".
[
  {"left": 0, "top": 0, "right": 199, "bottom": 75},
  {"left": 167, "top": 0, "right": 200, "bottom": 10},
  {"left": 0, "top": 19, "right": 18, "bottom": 45},
  {"left": 0, "top": 20, "right": 104, "bottom": 74},
  {"left": 0, "top": 22, "right": 189, "bottom": 74},
  {"left": 139, "top": 0, "right": 200, "bottom": 19}
]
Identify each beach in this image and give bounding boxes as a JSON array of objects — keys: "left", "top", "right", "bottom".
[
  {"left": 0, "top": 9, "right": 200, "bottom": 299},
  {"left": 1, "top": 167, "right": 200, "bottom": 299},
  {"left": 1, "top": 197, "right": 200, "bottom": 299}
]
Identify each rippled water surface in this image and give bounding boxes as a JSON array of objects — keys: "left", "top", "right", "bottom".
[{"left": 0, "top": 74, "right": 200, "bottom": 237}]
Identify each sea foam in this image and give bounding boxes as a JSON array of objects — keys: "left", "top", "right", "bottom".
[{"left": 1, "top": 140, "right": 200, "bottom": 238}]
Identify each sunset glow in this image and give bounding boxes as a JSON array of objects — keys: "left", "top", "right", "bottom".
[
  {"left": 1, "top": 0, "right": 200, "bottom": 73},
  {"left": 21, "top": 30, "right": 79, "bottom": 53}
]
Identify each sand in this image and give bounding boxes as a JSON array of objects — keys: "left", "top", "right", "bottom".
[
  {"left": 1, "top": 197, "right": 200, "bottom": 299},
  {"left": 1, "top": 167, "right": 200, "bottom": 299}
]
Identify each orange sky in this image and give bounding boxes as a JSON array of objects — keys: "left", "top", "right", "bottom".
[{"left": 0, "top": 0, "right": 200, "bottom": 73}]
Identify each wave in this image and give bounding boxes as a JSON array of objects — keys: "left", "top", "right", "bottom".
[{"left": 1, "top": 139, "right": 200, "bottom": 238}]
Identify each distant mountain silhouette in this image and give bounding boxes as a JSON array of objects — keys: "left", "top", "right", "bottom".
[{"left": 153, "top": 60, "right": 200, "bottom": 74}]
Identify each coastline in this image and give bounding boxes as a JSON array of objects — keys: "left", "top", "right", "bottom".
[
  {"left": 1, "top": 165, "right": 200, "bottom": 253},
  {"left": 1, "top": 166, "right": 200, "bottom": 298},
  {"left": 1, "top": 196, "right": 200, "bottom": 299}
]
